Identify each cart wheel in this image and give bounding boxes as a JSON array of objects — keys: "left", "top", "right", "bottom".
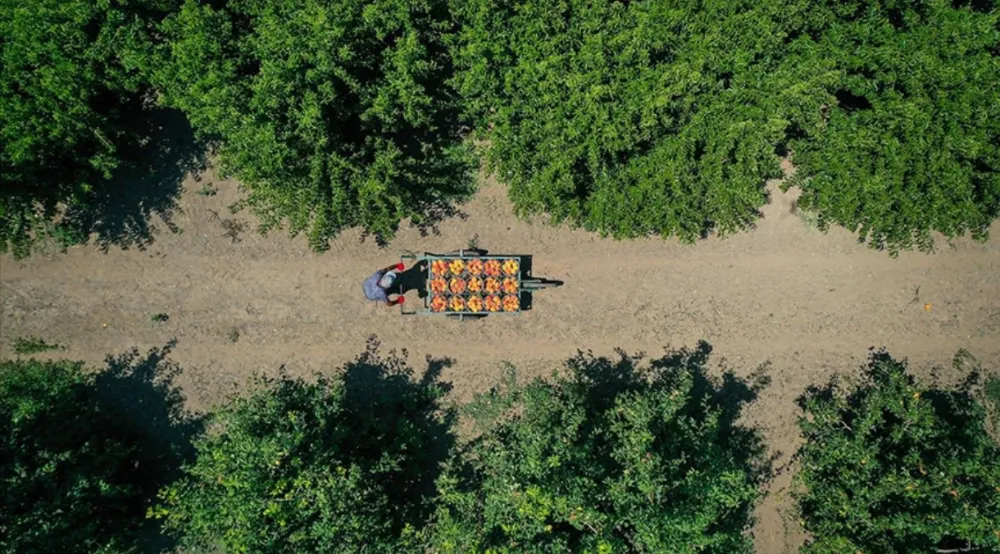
[{"left": 522, "top": 279, "right": 562, "bottom": 290}]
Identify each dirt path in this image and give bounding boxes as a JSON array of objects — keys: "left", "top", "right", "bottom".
[{"left": 3, "top": 166, "right": 1000, "bottom": 553}]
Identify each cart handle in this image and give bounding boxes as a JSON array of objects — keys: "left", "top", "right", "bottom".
[{"left": 397, "top": 253, "right": 421, "bottom": 315}]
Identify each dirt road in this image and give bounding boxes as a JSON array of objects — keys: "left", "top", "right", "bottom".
[{"left": 3, "top": 166, "right": 999, "bottom": 553}]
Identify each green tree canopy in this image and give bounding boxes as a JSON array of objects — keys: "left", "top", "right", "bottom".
[
  {"left": 153, "top": 340, "right": 456, "bottom": 553},
  {"left": 0, "top": 0, "right": 176, "bottom": 256},
  {"left": 795, "top": 351, "right": 1000, "bottom": 553},
  {"left": 0, "top": 357, "right": 182, "bottom": 554},
  {"left": 783, "top": 0, "right": 1000, "bottom": 253},
  {"left": 429, "top": 343, "right": 768, "bottom": 554},
  {"left": 452, "top": 0, "right": 1000, "bottom": 252},
  {"left": 156, "top": 0, "right": 473, "bottom": 249},
  {"left": 450, "top": 0, "right": 816, "bottom": 240}
]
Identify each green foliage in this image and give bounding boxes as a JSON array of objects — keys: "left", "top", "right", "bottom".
[
  {"left": 154, "top": 339, "right": 455, "bottom": 553},
  {"left": 450, "top": 0, "right": 814, "bottom": 240},
  {"left": 985, "top": 374, "right": 1000, "bottom": 435},
  {"left": 156, "top": 0, "right": 474, "bottom": 250},
  {"left": 4, "top": 0, "right": 997, "bottom": 257},
  {"left": 795, "top": 351, "right": 1000, "bottom": 553},
  {"left": 0, "top": 0, "right": 177, "bottom": 257},
  {"left": 429, "top": 343, "right": 768, "bottom": 553},
  {"left": 454, "top": 0, "right": 1000, "bottom": 250},
  {"left": 783, "top": 0, "right": 1000, "bottom": 253},
  {"left": 0, "top": 359, "right": 148, "bottom": 553},
  {"left": 10, "top": 336, "right": 63, "bottom": 355}
]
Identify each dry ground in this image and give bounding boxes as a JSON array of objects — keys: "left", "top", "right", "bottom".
[{"left": 2, "top": 163, "right": 1000, "bottom": 553}]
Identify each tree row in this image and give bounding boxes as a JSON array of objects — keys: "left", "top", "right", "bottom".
[
  {"left": 3, "top": 0, "right": 998, "bottom": 256},
  {"left": 3, "top": 340, "right": 999, "bottom": 553}
]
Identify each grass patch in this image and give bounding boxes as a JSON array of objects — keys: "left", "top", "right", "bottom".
[{"left": 11, "top": 337, "right": 64, "bottom": 355}]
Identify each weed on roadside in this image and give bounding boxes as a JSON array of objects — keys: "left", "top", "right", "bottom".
[
  {"left": 221, "top": 219, "right": 247, "bottom": 243},
  {"left": 227, "top": 328, "right": 241, "bottom": 343},
  {"left": 11, "top": 337, "right": 64, "bottom": 355},
  {"left": 150, "top": 313, "right": 170, "bottom": 323}
]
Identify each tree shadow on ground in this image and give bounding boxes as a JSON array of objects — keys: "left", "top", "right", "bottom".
[
  {"left": 339, "top": 337, "right": 456, "bottom": 533},
  {"left": 60, "top": 107, "right": 207, "bottom": 251},
  {"left": 92, "top": 341, "right": 204, "bottom": 553}
]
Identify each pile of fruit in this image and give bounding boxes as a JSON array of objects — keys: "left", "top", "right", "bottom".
[{"left": 428, "top": 257, "right": 521, "bottom": 313}]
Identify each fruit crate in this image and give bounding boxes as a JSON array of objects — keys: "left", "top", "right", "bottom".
[{"left": 400, "top": 249, "right": 559, "bottom": 320}]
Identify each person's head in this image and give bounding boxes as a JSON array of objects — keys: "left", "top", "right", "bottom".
[{"left": 378, "top": 272, "right": 396, "bottom": 290}]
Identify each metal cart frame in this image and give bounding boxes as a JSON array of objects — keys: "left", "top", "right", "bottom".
[{"left": 399, "top": 249, "right": 559, "bottom": 320}]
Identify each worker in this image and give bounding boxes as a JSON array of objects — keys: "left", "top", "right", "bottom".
[{"left": 363, "top": 263, "right": 406, "bottom": 306}]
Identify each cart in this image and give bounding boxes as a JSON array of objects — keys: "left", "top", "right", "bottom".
[{"left": 398, "top": 249, "right": 561, "bottom": 320}]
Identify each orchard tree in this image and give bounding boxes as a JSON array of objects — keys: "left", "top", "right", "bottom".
[
  {"left": 156, "top": 0, "right": 473, "bottom": 250},
  {"left": 449, "top": 0, "right": 816, "bottom": 241},
  {"left": 0, "top": 359, "right": 156, "bottom": 553},
  {"left": 783, "top": 0, "right": 1000, "bottom": 253},
  {"left": 153, "top": 340, "right": 455, "bottom": 553},
  {"left": 0, "top": 0, "right": 177, "bottom": 256},
  {"left": 795, "top": 351, "right": 1000, "bottom": 553},
  {"left": 429, "top": 343, "right": 768, "bottom": 554}
]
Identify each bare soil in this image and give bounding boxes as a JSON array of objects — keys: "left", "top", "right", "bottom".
[{"left": 3, "top": 162, "right": 999, "bottom": 553}]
